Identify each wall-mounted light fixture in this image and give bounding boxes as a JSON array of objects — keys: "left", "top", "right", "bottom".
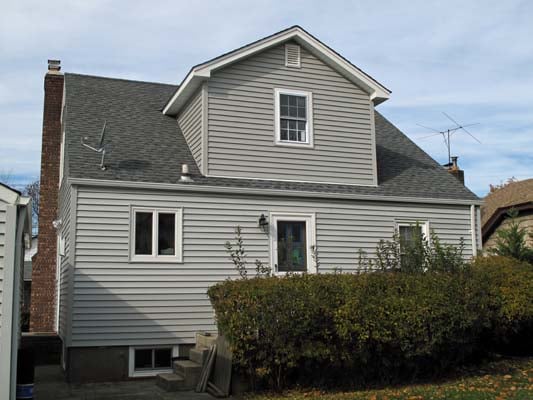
[
  {"left": 258, "top": 214, "right": 269, "bottom": 231},
  {"left": 52, "top": 219, "right": 62, "bottom": 230}
]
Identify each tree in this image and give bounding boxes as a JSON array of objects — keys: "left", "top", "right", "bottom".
[
  {"left": 490, "top": 209, "right": 533, "bottom": 263},
  {"left": 23, "top": 180, "right": 39, "bottom": 235},
  {"left": 0, "top": 170, "right": 14, "bottom": 185}
]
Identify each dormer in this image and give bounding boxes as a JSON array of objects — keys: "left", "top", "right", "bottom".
[{"left": 168, "top": 26, "right": 391, "bottom": 186}]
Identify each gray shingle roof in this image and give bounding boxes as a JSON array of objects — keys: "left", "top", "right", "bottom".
[{"left": 63, "top": 73, "right": 479, "bottom": 201}]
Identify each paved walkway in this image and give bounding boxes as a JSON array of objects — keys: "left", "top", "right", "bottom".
[{"left": 34, "top": 365, "right": 214, "bottom": 400}]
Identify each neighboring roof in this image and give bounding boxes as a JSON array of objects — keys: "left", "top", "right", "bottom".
[
  {"left": 481, "top": 179, "right": 533, "bottom": 225},
  {"left": 0, "top": 181, "right": 21, "bottom": 195},
  {"left": 163, "top": 26, "right": 391, "bottom": 115},
  {"left": 481, "top": 179, "right": 533, "bottom": 241},
  {"left": 0, "top": 181, "right": 22, "bottom": 204},
  {"left": 63, "top": 73, "right": 479, "bottom": 203}
]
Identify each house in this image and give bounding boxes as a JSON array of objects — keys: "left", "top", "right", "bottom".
[
  {"left": 34, "top": 26, "right": 482, "bottom": 382},
  {"left": 0, "top": 183, "right": 32, "bottom": 400},
  {"left": 482, "top": 178, "right": 533, "bottom": 249},
  {"left": 21, "top": 235, "right": 37, "bottom": 332}
]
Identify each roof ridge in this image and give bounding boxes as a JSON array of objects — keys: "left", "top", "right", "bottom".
[{"left": 65, "top": 72, "right": 178, "bottom": 88}]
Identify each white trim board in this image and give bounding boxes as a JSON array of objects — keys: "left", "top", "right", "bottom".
[
  {"left": 274, "top": 88, "right": 314, "bottom": 148},
  {"left": 128, "top": 346, "right": 175, "bottom": 378},
  {"left": 129, "top": 206, "right": 183, "bottom": 263},
  {"left": 269, "top": 212, "right": 316, "bottom": 275},
  {"left": 68, "top": 177, "right": 483, "bottom": 206},
  {"left": 163, "top": 26, "right": 390, "bottom": 115},
  {"left": 395, "top": 219, "right": 430, "bottom": 241}
]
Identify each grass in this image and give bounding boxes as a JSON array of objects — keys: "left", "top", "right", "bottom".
[{"left": 245, "top": 357, "right": 533, "bottom": 400}]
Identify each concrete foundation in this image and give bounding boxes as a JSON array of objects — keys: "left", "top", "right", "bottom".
[
  {"left": 67, "top": 346, "right": 129, "bottom": 383},
  {"left": 21, "top": 333, "right": 62, "bottom": 365}
]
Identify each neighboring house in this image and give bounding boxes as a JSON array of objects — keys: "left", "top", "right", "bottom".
[
  {"left": 34, "top": 26, "right": 482, "bottom": 382},
  {"left": 0, "top": 183, "right": 32, "bottom": 400},
  {"left": 22, "top": 235, "right": 37, "bottom": 331},
  {"left": 482, "top": 178, "right": 533, "bottom": 250}
]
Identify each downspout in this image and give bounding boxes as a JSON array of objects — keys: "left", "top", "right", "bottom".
[{"left": 470, "top": 204, "right": 477, "bottom": 257}]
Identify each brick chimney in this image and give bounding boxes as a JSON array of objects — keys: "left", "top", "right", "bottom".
[
  {"left": 445, "top": 156, "right": 465, "bottom": 185},
  {"left": 30, "top": 60, "right": 64, "bottom": 333}
]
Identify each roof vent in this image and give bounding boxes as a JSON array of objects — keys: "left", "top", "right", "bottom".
[
  {"left": 285, "top": 44, "right": 301, "bottom": 68},
  {"left": 180, "top": 163, "right": 193, "bottom": 182}
]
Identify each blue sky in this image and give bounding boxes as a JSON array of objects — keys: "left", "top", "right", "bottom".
[{"left": 1, "top": 0, "right": 531, "bottom": 196}]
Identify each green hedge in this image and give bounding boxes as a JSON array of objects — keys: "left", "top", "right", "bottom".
[
  {"left": 471, "top": 256, "right": 533, "bottom": 354},
  {"left": 207, "top": 258, "right": 532, "bottom": 389}
]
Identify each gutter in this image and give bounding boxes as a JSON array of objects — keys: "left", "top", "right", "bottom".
[{"left": 68, "top": 177, "right": 483, "bottom": 206}]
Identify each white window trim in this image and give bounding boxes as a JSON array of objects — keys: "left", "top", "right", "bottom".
[
  {"left": 128, "top": 346, "right": 175, "bottom": 378},
  {"left": 129, "top": 207, "right": 183, "bottom": 263},
  {"left": 269, "top": 212, "right": 316, "bottom": 275},
  {"left": 395, "top": 220, "right": 430, "bottom": 241},
  {"left": 274, "top": 88, "right": 314, "bottom": 148}
]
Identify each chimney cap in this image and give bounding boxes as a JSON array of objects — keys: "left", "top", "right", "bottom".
[{"left": 47, "top": 59, "right": 61, "bottom": 73}]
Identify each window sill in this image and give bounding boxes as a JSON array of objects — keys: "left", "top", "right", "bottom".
[
  {"left": 130, "top": 368, "right": 173, "bottom": 378},
  {"left": 129, "top": 256, "right": 183, "bottom": 264},
  {"left": 273, "top": 270, "right": 313, "bottom": 276},
  {"left": 274, "top": 140, "right": 314, "bottom": 149}
]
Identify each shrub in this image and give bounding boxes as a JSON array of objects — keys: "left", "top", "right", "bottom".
[
  {"left": 488, "top": 209, "right": 533, "bottom": 263},
  {"left": 334, "top": 271, "right": 490, "bottom": 382},
  {"left": 471, "top": 256, "right": 533, "bottom": 354},
  {"left": 358, "top": 228, "right": 466, "bottom": 274},
  {"left": 208, "top": 271, "right": 492, "bottom": 390}
]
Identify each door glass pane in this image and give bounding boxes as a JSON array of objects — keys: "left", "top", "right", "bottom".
[
  {"left": 135, "top": 212, "right": 152, "bottom": 255},
  {"left": 154, "top": 348, "right": 172, "bottom": 369},
  {"left": 134, "top": 349, "right": 153, "bottom": 370},
  {"left": 277, "top": 221, "right": 307, "bottom": 272},
  {"left": 158, "top": 213, "right": 176, "bottom": 256}
]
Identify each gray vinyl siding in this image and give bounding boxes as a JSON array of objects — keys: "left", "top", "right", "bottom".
[
  {"left": 71, "top": 185, "right": 474, "bottom": 347},
  {"left": 177, "top": 89, "right": 203, "bottom": 171},
  {"left": 207, "top": 42, "right": 376, "bottom": 185},
  {"left": 0, "top": 200, "right": 6, "bottom": 333},
  {"left": 58, "top": 182, "right": 72, "bottom": 342}
]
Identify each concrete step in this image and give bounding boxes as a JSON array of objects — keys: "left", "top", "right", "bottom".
[
  {"left": 156, "top": 373, "right": 194, "bottom": 392},
  {"left": 189, "top": 347, "right": 209, "bottom": 366},
  {"left": 195, "top": 332, "right": 217, "bottom": 349},
  {"left": 173, "top": 359, "right": 202, "bottom": 387}
]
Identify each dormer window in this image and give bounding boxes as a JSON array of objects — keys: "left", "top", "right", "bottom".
[{"left": 274, "top": 88, "right": 313, "bottom": 148}]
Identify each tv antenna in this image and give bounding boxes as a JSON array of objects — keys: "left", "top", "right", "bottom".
[
  {"left": 417, "top": 112, "right": 481, "bottom": 165},
  {"left": 81, "top": 120, "right": 108, "bottom": 170}
]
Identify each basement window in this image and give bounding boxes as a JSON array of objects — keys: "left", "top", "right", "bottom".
[
  {"left": 274, "top": 88, "right": 313, "bottom": 148},
  {"left": 129, "top": 347, "right": 173, "bottom": 377},
  {"left": 130, "top": 207, "right": 183, "bottom": 262}
]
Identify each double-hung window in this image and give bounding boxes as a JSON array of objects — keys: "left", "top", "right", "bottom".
[
  {"left": 396, "top": 221, "right": 429, "bottom": 265},
  {"left": 396, "top": 221, "right": 429, "bottom": 247},
  {"left": 130, "top": 207, "right": 182, "bottom": 262},
  {"left": 274, "top": 88, "right": 313, "bottom": 147}
]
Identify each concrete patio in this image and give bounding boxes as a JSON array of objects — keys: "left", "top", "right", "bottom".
[{"left": 34, "top": 365, "right": 215, "bottom": 400}]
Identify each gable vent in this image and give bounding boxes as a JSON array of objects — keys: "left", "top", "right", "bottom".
[{"left": 285, "top": 43, "right": 301, "bottom": 68}]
